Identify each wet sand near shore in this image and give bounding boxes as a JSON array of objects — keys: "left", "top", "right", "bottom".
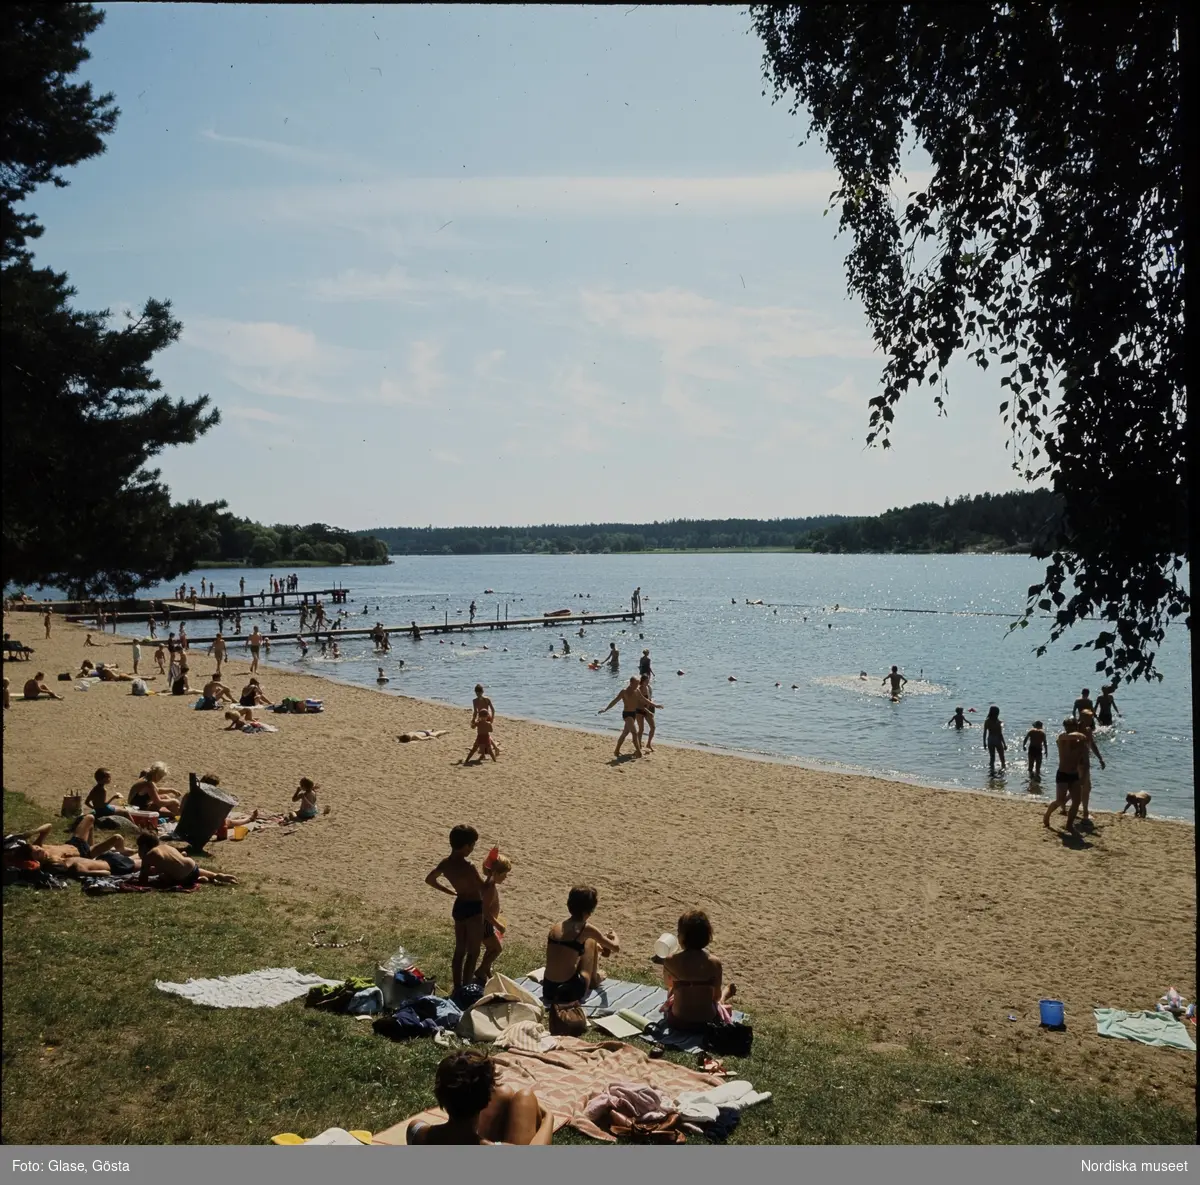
[{"left": 3, "top": 615, "right": 1195, "bottom": 1111}]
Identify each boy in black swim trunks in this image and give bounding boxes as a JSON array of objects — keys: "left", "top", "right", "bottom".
[
  {"left": 426, "top": 824, "right": 486, "bottom": 992},
  {"left": 1044, "top": 718, "right": 1088, "bottom": 831}
]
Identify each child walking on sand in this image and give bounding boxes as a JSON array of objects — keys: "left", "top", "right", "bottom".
[
  {"left": 1023, "top": 721, "right": 1047, "bottom": 779},
  {"left": 286, "top": 777, "right": 327, "bottom": 821},
  {"left": 425, "top": 824, "right": 486, "bottom": 992},
  {"left": 477, "top": 849, "right": 511, "bottom": 983}
]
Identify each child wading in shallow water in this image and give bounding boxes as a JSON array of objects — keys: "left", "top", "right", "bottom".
[
  {"left": 982, "top": 705, "right": 1007, "bottom": 774},
  {"left": 1023, "top": 721, "right": 1047, "bottom": 780},
  {"left": 426, "top": 824, "right": 486, "bottom": 992},
  {"left": 477, "top": 850, "right": 511, "bottom": 983}
]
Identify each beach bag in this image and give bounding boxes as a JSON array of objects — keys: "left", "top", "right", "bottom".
[
  {"left": 60, "top": 794, "right": 82, "bottom": 817},
  {"left": 547, "top": 1002, "right": 588, "bottom": 1037},
  {"left": 703, "top": 1020, "right": 753, "bottom": 1057},
  {"left": 458, "top": 995, "right": 542, "bottom": 1043},
  {"left": 57, "top": 672, "right": 71, "bottom": 681},
  {"left": 131, "top": 679, "right": 149, "bottom": 696},
  {"left": 456, "top": 974, "right": 543, "bottom": 1042}
]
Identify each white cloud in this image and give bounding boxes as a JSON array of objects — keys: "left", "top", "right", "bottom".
[
  {"left": 200, "top": 129, "right": 367, "bottom": 174},
  {"left": 182, "top": 316, "right": 443, "bottom": 409},
  {"left": 226, "top": 170, "right": 847, "bottom": 225},
  {"left": 309, "top": 266, "right": 534, "bottom": 305},
  {"left": 578, "top": 287, "right": 876, "bottom": 436}
]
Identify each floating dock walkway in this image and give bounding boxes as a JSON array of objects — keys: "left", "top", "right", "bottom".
[{"left": 181, "top": 609, "right": 644, "bottom": 647}]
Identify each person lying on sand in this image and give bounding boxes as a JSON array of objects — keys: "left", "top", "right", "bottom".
[
  {"left": 97, "top": 666, "right": 146, "bottom": 683},
  {"left": 128, "top": 763, "right": 183, "bottom": 817},
  {"left": 136, "top": 833, "right": 236, "bottom": 886},
  {"left": 12, "top": 816, "right": 139, "bottom": 877},
  {"left": 398, "top": 730, "right": 448, "bottom": 742},
  {"left": 661, "top": 909, "right": 737, "bottom": 1029},
  {"left": 23, "top": 672, "right": 63, "bottom": 701},
  {"left": 426, "top": 824, "right": 486, "bottom": 992},
  {"left": 406, "top": 1051, "right": 553, "bottom": 1146},
  {"left": 542, "top": 885, "right": 618, "bottom": 1007}
]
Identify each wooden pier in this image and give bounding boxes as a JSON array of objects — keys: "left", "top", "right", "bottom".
[
  {"left": 56, "top": 588, "right": 351, "bottom": 624},
  {"left": 180, "top": 609, "right": 644, "bottom": 647}
]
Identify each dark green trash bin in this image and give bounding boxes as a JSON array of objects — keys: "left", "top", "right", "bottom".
[{"left": 174, "top": 775, "right": 237, "bottom": 849}]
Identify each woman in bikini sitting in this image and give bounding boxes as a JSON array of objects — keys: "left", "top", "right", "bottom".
[
  {"left": 661, "top": 909, "right": 736, "bottom": 1029},
  {"left": 406, "top": 1050, "right": 552, "bottom": 1145},
  {"left": 541, "top": 886, "right": 619, "bottom": 1007},
  {"left": 239, "top": 678, "right": 272, "bottom": 707},
  {"left": 128, "top": 762, "right": 183, "bottom": 817}
]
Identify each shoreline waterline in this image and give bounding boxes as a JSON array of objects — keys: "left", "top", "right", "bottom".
[{"left": 276, "top": 655, "right": 1197, "bottom": 826}]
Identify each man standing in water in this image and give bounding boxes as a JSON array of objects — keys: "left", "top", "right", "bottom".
[
  {"left": 606, "top": 642, "right": 620, "bottom": 670},
  {"left": 599, "top": 678, "right": 653, "bottom": 758},
  {"left": 882, "top": 666, "right": 907, "bottom": 698}
]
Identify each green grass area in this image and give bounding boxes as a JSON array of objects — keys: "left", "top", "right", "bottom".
[{"left": 2, "top": 791, "right": 1192, "bottom": 1145}]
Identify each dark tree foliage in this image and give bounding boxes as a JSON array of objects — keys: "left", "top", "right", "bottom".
[
  {"left": 1, "top": 4, "right": 221, "bottom": 597},
  {"left": 752, "top": 3, "right": 1186, "bottom": 682},
  {"left": 368, "top": 516, "right": 849, "bottom": 556},
  {"left": 799, "top": 490, "right": 1062, "bottom": 555},
  {"left": 202, "top": 516, "right": 389, "bottom": 566}
]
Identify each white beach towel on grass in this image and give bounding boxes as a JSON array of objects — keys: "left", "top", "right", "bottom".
[{"left": 156, "top": 967, "right": 341, "bottom": 1009}]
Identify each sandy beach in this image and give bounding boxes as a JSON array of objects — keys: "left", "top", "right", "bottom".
[{"left": 3, "top": 615, "right": 1195, "bottom": 1110}]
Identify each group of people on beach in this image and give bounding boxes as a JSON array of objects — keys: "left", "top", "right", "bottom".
[
  {"left": 425, "top": 823, "right": 735, "bottom": 1027},
  {"left": 941, "top": 684, "right": 1130, "bottom": 830}
]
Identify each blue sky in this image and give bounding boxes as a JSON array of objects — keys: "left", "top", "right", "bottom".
[{"left": 31, "top": 3, "right": 1029, "bottom": 530}]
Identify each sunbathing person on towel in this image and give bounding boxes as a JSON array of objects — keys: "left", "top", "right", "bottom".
[
  {"left": 661, "top": 909, "right": 736, "bottom": 1028},
  {"left": 406, "top": 1050, "right": 553, "bottom": 1145},
  {"left": 9, "top": 816, "right": 139, "bottom": 877},
  {"left": 542, "top": 885, "right": 619, "bottom": 1006},
  {"left": 136, "top": 833, "right": 236, "bottom": 886}
]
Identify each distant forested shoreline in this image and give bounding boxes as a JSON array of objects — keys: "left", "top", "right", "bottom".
[{"left": 363, "top": 492, "right": 1061, "bottom": 556}]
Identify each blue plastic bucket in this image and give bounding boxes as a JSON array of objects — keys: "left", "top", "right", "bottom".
[{"left": 1039, "top": 999, "right": 1065, "bottom": 1027}]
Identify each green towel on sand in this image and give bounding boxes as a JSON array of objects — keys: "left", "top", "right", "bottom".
[{"left": 1094, "top": 1009, "right": 1196, "bottom": 1051}]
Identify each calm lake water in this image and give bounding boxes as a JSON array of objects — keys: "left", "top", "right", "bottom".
[{"left": 145, "top": 554, "right": 1194, "bottom": 820}]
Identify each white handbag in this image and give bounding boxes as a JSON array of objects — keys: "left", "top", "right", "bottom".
[{"left": 456, "top": 973, "right": 544, "bottom": 1042}]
